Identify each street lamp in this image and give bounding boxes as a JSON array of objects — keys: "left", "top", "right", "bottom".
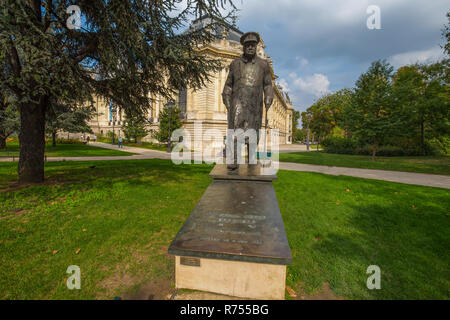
[
  {"left": 110, "top": 101, "right": 117, "bottom": 145},
  {"left": 165, "top": 100, "right": 175, "bottom": 153}
]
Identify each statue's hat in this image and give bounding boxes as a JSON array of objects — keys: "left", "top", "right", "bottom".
[{"left": 240, "top": 32, "right": 260, "bottom": 45}]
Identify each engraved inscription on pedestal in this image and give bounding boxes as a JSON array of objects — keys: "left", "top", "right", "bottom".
[
  {"left": 169, "top": 163, "right": 292, "bottom": 299},
  {"left": 168, "top": 179, "right": 292, "bottom": 265}
]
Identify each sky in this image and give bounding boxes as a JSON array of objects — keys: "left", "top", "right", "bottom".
[{"left": 229, "top": 0, "right": 448, "bottom": 113}]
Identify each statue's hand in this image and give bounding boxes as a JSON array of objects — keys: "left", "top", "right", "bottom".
[{"left": 223, "top": 99, "right": 231, "bottom": 110}]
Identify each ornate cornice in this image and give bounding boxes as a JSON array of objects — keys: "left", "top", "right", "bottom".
[
  {"left": 196, "top": 46, "right": 240, "bottom": 60},
  {"left": 273, "top": 85, "right": 294, "bottom": 111}
]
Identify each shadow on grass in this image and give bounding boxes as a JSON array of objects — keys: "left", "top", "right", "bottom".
[
  {"left": 0, "top": 159, "right": 214, "bottom": 299},
  {"left": 1, "top": 159, "right": 214, "bottom": 193}
]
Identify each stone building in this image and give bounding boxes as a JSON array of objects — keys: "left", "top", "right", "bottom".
[{"left": 87, "top": 19, "right": 294, "bottom": 147}]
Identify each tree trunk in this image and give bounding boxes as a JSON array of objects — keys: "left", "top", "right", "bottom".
[
  {"left": 52, "top": 130, "right": 56, "bottom": 147},
  {"left": 0, "top": 97, "right": 7, "bottom": 150},
  {"left": 371, "top": 137, "right": 377, "bottom": 161},
  {"left": 420, "top": 120, "right": 424, "bottom": 152},
  {"left": 0, "top": 136, "right": 6, "bottom": 149},
  {"left": 317, "top": 137, "right": 320, "bottom": 151},
  {"left": 18, "top": 101, "right": 46, "bottom": 183}
]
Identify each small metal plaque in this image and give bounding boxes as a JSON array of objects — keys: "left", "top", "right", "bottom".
[{"left": 180, "top": 256, "right": 201, "bottom": 267}]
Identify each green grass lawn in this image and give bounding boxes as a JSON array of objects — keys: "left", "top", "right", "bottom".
[
  {"left": 122, "top": 141, "right": 168, "bottom": 152},
  {"left": 0, "top": 142, "right": 136, "bottom": 157},
  {"left": 279, "top": 151, "right": 450, "bottom": 175},
  {"left": 0, "top": 160, "right": 448, "bottom": 299},
  {"left": 276, "top": 170, "right": 449, "bottom": 300}
]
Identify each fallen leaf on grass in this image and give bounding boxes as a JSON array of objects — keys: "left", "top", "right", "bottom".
[
  {"left": 286, "top": 286, "right": 297, "bottom": 298},
  {"left": 346, "top": 189, "right": 350, "bottom": 192},
  {"left": 75, "top": 248, "right": 81, "bottom": 254},
  {"left": 336, "top": 200, "right": 340, "bottom": 205},
  {"left": 82, "top": 229, "right": 87, "bottom": 232},
  {"left": 52, "top": 250, "right": 58, "bottom": 255},
  {"left": 412, "top": 205, "right": 416, "bottom": 210}
]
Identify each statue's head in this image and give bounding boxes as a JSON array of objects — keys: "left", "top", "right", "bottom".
[{"left": 240, "top": 32, "right": 260, "bottom": 58}]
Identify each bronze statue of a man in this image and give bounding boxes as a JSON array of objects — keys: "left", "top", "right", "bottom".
[{"left": 222, "top": 32, "right": 274, "bottom": 170}]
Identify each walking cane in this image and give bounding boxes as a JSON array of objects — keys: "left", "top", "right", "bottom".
[{"left": 262, "top": 105, "right": 269, "bottom": 167}]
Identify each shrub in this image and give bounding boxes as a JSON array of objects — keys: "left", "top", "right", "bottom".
[
  {"left": 376, "top": 145, "right": 405, "bottom": 157},
  {"left": 323, "top": 136, "right": 446, "bottom": 157},
  {"left": 354, "top": 145, "right": 371, "bottom": 155},
  {"left": 106, "top": 131, "right": 116, "bottom": 142},
  {"left": 55, "top": 138, "right": 87, "bottom": 145},
  {"left": 321, "top": 136, "right": 358, "bottom": 154},
  {"left": 423, "top": 139, "right": 448, "bottom": 156}
]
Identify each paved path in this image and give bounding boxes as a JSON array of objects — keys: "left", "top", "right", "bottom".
[
  {"left": 279, "top": 162, "right": 450, "bottom": 189},
  {"left": 0, "top": 142, "right": 173, "bottom": 162},
  {"left": 1, "top": 142, "right": 449, "bottom": 189},
  {"left": 278, "top": 144, "right": 320, "bottom": 153},
  {"left": 89, "top": 142, "right": 172, "bottom": 159}
]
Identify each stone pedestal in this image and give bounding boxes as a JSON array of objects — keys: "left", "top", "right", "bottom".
[{"left": 168, "top": 164, "right": 292, "bottom": 300}]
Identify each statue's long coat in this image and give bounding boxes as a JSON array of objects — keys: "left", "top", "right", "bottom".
[{"left": 222, "top": 55, "right": 274, "bottom": 140}]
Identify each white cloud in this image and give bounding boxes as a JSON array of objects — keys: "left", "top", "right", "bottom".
[
  {"left": 388, "top": 46, "right": 446, "bottom": 68},
  {"left": 295, "top": 56, "right": 309, "bottom": 67},
  {"left": 233, "top": 0, "right": 448, "bottom": 108},
  {"left": 291, "top": 73, "right": 330, "bottom": 97}
]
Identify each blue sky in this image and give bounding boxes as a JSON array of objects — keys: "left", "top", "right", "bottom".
[{"left": 230, "top": 0, "right": 448, "bottom": 112}]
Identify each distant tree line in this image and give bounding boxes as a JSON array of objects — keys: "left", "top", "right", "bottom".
[
  {"left": 296, "top": 11, "right": 450, "bottom": 160},
  {"left": 302, "top": 58, "right": 449, "bottom": 160}
]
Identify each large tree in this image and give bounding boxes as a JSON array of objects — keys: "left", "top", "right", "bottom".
[
  {"left": 302, "top": 88, "right": 353, "bottom": 147},
  {"left": 417, "top": 60, "right": 450, "bottom": 150},
  {"left": 344, "top": 60, "right": 395, "bottom": 161},
  {"left": 305, "top": 94, "right": 338, "bottom": 148},
  {"left": 122, "top": 112, "right": 148, "bottom": 143},
  {"left": 0, "top": 0, "right": 236, "bottom": 183},
  {"left": 391, "top": 61, "right": 449, "bottom": 154},
  {"left": 153, "top": 102, "right": 182, "bottom": 151},
  {"left": 291, "top": 110, "right": 301, "bottom": 142},
  {"left": 327, "top": 88, "right": 352, "bottom": 131},
  {"left": 46, "top": 99, "right": 95, "bottom": 146},
  {"left": 442, "top": 11, "right": 450, "bottom": 55}
]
